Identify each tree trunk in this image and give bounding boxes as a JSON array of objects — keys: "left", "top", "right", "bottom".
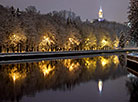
[
  {"left": 6, "top": 48, "right": 9, "bottom": 53},
  {"left": 26, "top": 45, "right": 29, "bottom": 52}
]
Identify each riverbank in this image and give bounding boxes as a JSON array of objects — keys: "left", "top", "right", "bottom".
[{"left": 0, "top": 48, "right": 137, "bottom": 64}]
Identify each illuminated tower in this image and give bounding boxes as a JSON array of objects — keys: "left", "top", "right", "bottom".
[{"left": 98, "top": 0, "right": 104, "bottom": 21}]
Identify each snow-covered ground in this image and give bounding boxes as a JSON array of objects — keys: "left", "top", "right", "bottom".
[{"left": 128, "top": 53, "right": 138, "bottom": 57}]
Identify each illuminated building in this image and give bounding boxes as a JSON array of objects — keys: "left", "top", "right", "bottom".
[{"left": 98, "top": 0, "right": 104, "bottom": 22}]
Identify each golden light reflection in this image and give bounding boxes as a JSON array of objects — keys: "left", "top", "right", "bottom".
[
  {"left": 98, "top": 56, "right": 119, "bottom": 71},
  {"left": 43, "top": 65, "right": 54, "bottom": 76},
  {"left": 83, "top": 58, "right": 96, "bottom": 71},
  {"left": 39, "top": 61, "right": 55, "bottom": 76},
  {"left": 63, "top": 59, "right": 80, "bottom": 72},
  {"left": 100, "top": 57, "right": 109, "bottom": 67},
  {"left": 83, "top": 56, "right": 119, "bottom": 72},
  {"left": 9, "top": 67, "right": 26, "bottom": 82},
  {"left": 112, "top": 56, "right": 119, "bottom": 65},
  {"left": 12, "top": 73, "right": 19, "bottom": 82}
]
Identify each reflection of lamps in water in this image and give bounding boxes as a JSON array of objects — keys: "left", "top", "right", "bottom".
[
  {"left": 43, "top": 67, "right": 53, "bottom": 76},
  {"left": 98, "top": 80, "right": 103, "bottom": 93},
  {"left": 13, "top": 74, "right": 16, "bottom": 81},
  {"left": 102, "top": 60, "right": 107, "bottom": 66},
  {"left": 113, "top": 56, "right": 119, "bottom": 65},
  {"left": 101, "top": 58, "right": 108, "bottom": 67},
  {"left": 10, "top": 71, "right": 23, "bottom": 82},
  {"left": 39, "top": 61, "right": 55, "bottom": 76},
  {"left": 41, "top": 64, "right": 55, "bottom": 76},
  {"left": 12, "top": 73, "right": 19, "bottom": 82},
  {"left": 83, "top": 58, "right": 97, "bottom": 70},
  {"left": 63, "top": 59, "right": 80, "bottom": 72},
  {"left": 69, "top": 63, "right": 80, "bottom": 71},
  {"left": 10, "top": 71, "right": 20, "bottom": 82},
  {"left": 9, "top": 67, "right": 26, "bottom": 83}
]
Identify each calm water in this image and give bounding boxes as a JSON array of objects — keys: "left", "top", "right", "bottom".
[{"left": 0, "top": 55, "right": 138, "bottom": 102}]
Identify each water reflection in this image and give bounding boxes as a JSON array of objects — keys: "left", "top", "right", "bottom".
[
  {"left": 0, "top": 55, "right": 128, "bottom": 102},
  {"left": 98, "top": 80, "right": 103, "bottom": 93},
  {"left": 9, "top": 67, "right": 26, "bottom": 83},
  {"left": 39, "top": 61, "right": 55, "bottom": 76},
  {"left": 63, "top": 59, "right": 80, "bottom": 72}
]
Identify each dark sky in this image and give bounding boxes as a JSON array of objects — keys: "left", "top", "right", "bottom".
[{"left": 0, "top": 0, "right": 129, "bottom": 23}]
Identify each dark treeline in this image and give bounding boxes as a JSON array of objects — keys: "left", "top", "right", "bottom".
[
  {"left": 0, "top": 5, "right": 129, "bottom": 53},
  {"left": 128, "top": 0, "right": 138, "bottom": 46}
]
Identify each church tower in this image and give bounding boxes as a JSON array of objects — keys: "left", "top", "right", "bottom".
[{"left": 98, "top": 0, "right": 104, "bottom": 21}]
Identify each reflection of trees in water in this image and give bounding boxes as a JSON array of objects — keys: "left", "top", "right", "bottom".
[
  {"left": 82, "top": 55, "right": 127, "bottom": 81},
  {"left": 0, "top": 55, "right": 127, "bottom": 102},
  {"left": 119, "top": 54, "right": 127, "bottom": 68},
  {"left": 126, "top": 77, "right": 138, "bottom": 102}
]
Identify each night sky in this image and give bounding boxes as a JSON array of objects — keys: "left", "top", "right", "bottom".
[{"left": 0, "top": 0, "right": 129, "bottom": 23}]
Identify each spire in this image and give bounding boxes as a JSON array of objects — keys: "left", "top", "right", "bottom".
[
  {"left": 98, "top": 0, "right": 104, "bottom": 21},
  {"left": 99, "top": 6, "right": 103, "bottom": 18}
]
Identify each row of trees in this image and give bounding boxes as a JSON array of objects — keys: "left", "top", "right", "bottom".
[
  {"left": 0, "top": 5, "right": 129, "bottom": 53},
  {"left": 128, "top": 0, "right": 138, "bottom": 46}
]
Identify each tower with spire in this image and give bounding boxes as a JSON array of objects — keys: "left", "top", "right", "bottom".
[{"left": 98, "top": 0, "right": 104, "bottom": 21}]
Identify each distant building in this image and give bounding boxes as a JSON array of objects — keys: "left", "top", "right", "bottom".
[
  {"left": 98, "top": 6, "right": 104, "bottom": 22},
  {"left": 98, "top": 0, "right": 104, "bottom": 22}
]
